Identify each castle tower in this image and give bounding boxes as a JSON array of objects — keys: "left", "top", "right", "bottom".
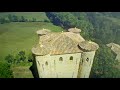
[
  {"left": 78, "top": 41, "right": 99, "bottom": 78},
  {"left": 36, "top": 28, "right": 51, "bottom": 44},
  {"left": 68, "top": 27, "right": 81, "bottom": 35},
  {"left": 31, "top": 28, "right": 99, "bottom": 78}
]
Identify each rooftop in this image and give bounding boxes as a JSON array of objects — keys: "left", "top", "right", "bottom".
[
  {"left": 79, "top": 41, "right": 99, "bottom": 51},
  {"left": 68, "top": 27, "right": 81, "bottom": 33},
  {"left": 36, "top": 28, "right": 51, "bottom": 35},
  {"left": 32, "top": 28, "right": 99, "bottom": 56}
]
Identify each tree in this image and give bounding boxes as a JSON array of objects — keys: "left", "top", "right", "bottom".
[
  {"left": 90, "top": 45, "right": 120, "bottom": 78},
  {"left": 18, "top": 51, "right": 26, "bottom": 62},
  {"left": 0, "top": 17, "right": 6, "bottom": 24},
  {"left": 0, "top": 61, "right": 13, "bottom": 78},
  {"left": 46, "top": 12, "right": 78, "bottom": 29},
  {"left": 12, "top": 15, "right": 18, "bottom": 22},
  {"left": 28, "top": 52, "right": 34, "bottom": 62},
  {"left": 20, "top": 16, "right": 26, "bottom": 22},
  {"left": 5, "top": 54, "right": 14, "bottom": 64},
  {"left": 44, "top": 19, "right": 50, "bottom": 23},
  {"left": 32, "top": 18, "right": 36, "bottom": 22},
  {"left": 8, "top": 14, "right": 12, "bottom": 21}
]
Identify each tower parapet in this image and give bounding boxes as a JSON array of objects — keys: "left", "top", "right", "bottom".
[{"left": 78, "top": 41, "right": 99, "bottom": 78}]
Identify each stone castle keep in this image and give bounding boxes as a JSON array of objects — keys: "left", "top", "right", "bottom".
[{"left": 31, "top": 28, "right": 99, "bottom": 78}]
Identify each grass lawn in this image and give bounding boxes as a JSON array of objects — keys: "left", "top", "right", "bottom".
[
  {"left": 0, "top": 12, "right": 49, "bottom": 21},
  {"left": 0, "top": 22, "right": 64, "bottom": 78},
  {"left": 0, "top": 22, "right": 64, "bottom": 61},
  {"left": 11, "top": 65, "right": 34, "bottom": 78}
]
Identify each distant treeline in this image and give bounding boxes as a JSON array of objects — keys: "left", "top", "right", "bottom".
[{"left": 0, "top": 14, "right": 50, "bottom": 24}]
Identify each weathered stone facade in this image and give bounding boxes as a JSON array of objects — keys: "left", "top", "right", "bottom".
[{"left": 32, "top": 28, "right": 99, "bottom": 78}]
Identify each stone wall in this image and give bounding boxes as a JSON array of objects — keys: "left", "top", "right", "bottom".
[
  {"left": 35, "top": 53, "right": 81, "bottom": 78},
  {"left": 77, "top": 51, "right": 95, "bottom": 78}
]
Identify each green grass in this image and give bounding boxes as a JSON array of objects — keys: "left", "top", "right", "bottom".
[
  {"left": 11, "top": 65, "right": 34, "bottom": 78},
  {"left": 0, "top": 22, "right": 64, "bottom": 61},
  {"left": 0, "top": 12, "right": 64, "bottom": 78},
  {"left": 0, "top": 12, "right": 49, "bottom": 21}
]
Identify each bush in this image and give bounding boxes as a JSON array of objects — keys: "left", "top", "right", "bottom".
[
  {"left": 0, "top": 61, "right": 13, "bottom": 78},
  {"left": 5, "top": 54, "right": 14, "bottom": 64},
  {"left": 44, "top": 19, "right": 50, "bottom": 23},
  {"left": 28, "top": 52, "right": 34, "bottom": 62}
]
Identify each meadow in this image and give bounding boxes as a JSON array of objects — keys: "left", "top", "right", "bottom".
[
  {"left": 0, "top": 13, "right": 64, "bottom": 78},
  {"left": 0, "top": 12, "right": 49, "bottom": 21},
  {"left": 0, "top": 22, "right": 64, "bottom": 61}
]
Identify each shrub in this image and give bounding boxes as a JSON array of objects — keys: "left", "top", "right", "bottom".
[{"left": 0, "top": 61, "right": 13, "bottom": 78}]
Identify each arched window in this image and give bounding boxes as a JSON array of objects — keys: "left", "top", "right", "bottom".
[
  {"left": 45, "top": 61, "right": 48, "bottom": 65},
  {"left": 70, "top": 56, "right": 73, "bottom": 60},
  {"left": 86, "top": 58, "right": 89, "bottom": 62},
  {"left": 59, "top": 57, "right": 63, "bottom": 61}
]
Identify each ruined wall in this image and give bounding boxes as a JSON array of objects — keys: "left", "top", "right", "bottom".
[
  {"left": 77, "top": 51, "right": 95, "bottom": 78},
  {"left": 35, "top": 53, "right": 81, "bottom": 78}
]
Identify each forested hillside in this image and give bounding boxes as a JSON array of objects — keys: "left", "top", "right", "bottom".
[
  {"left": 46, "top": 12, "right": 120, "bottom": 44},
  {"left": 46, "top": 12, "right": 120, "bottom": 78}
]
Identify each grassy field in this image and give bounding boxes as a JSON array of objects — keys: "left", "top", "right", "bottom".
[
  {"left": 0, "top": 22, "right": 64, "bottom": 61},
  {"left": 0, "top": 22, "right": 64, "bottom": 78},
  {"left": 11, "top": 65, "right": 34, "bottom": 78},
  {"left": 0, "top": 12, "right": 49, "bottom": 21},
  {"left": 0, "top": 12, "right": 64, "bottom": 78}
]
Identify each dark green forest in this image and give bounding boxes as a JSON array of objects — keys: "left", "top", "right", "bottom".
[{"left": 46, "top": 12, "right": 120, "bottom": 78}]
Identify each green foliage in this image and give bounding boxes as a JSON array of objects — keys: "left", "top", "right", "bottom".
[
  {"left": 46, "top": 12, "right": 78, "bottom": 29},
  {"left": 90, "top": 45, "right": 120, "bottom": 78},
  {"left": 5, "top": 51, "right": 26, "bottom": 65},
  {"left": 46, "top": 12, "right": 94, "bottom": 40},
  {"left": 18, "top": 51, "right": 26, "bottom": 62},
  {"left": 44, "top": 19, "right": 50, "bottom": 23},
  {"left": 0, "top": 61, "right": 13, "bottom": 78},
  {"left": 0, "top": 17, "right": 10, "bottom": 24},
  {"left": 86, "top": 12, "right": 120, "bottom": 44},
  {"left": 32, "top": 18, "right": 36, "bottom": 22},
  {"left": 0, "top": 22, "right": 64, "bottom": 60},
  {"left": 46, "top": 12, "right": 120, "bottom": 44},
  {"left": 28, "top": 52, "right": 34, "bottom": 62},
  {"left": 8, "top": 14, "right": 19, "bottom": 22},
  {"left": 19, "top": 16, "right": 27, "bottom": 22},
  {"left": 5, "top": 54, "right": 14, "bottom": 64}
]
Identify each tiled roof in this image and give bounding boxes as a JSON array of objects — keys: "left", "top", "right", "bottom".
[
  {"left": 32, "top": 32, "right": 85, "bottom": 55},
  {"left": 78, "top": 41, "right": 99, "bottom": 51},
  {"left": 32, "top": 28, "right": 99, "bottom": 56}
]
